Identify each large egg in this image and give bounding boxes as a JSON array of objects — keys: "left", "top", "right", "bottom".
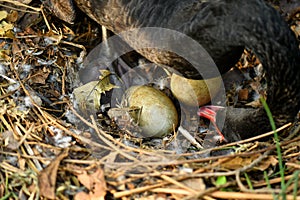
[
  {"left": 170, "top": 73, "right": 222, "bottom": 106},
  {"left": 125, "top": 85, "right": 178, "bottom": 137}
]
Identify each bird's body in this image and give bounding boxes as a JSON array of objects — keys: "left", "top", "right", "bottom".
[
  {"left": 75, "top": 0, "right": 246, "bottom": 78},
  {"left": 73, "top": 0, "right": 300, "bottom": 141}
]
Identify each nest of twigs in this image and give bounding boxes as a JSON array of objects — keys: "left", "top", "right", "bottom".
[{"left": 0, "top": 0, "right": 300, "bottom": 199}]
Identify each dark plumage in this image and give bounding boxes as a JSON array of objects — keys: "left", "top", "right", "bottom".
[{"left": 74, "top": 0, "right": 300, "bottom": 141}]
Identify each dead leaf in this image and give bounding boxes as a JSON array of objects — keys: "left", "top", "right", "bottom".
[
  {"left": 238, "top": 88, "right": 249, "bottom": 101},
  {"left": 1, "top": 130, "right": 20, "bottom": 150},
  {"left": 30, "top": 68, "right": 50, "bottom": 84},
  {"left": 220, "top": 157, "right": 245, "bottom": 170},
  {"left": 0, "top": 49, "right": 11, "bottom": 61},
  {"left": 170, "top": 178, "right": 205, "bottom": 191},
  {"left": 74, "top": 191, "right": 91, "bottom": 200},
  {"left": 1, "top": 21, "right": 14, "bottom": 32},
  {"left": 220, "top": 154, "right": 260, "bottom": 170},
  {"left": 38, "top": 149, "right": 69, "bottom": 199},
  {"left": 254, "top": 156, "right": 278, "bottom": 171},
  {"left": 74, "top": 167, "right": 107, "bottom": 200},
  {"left": 0, "top": 10, "right": 8, "bottom": 21},
  {"left": 7, "top": 10, "right": 18, "bottom": 23},
  {"left": 220, "top": 154, "right": 277, "bottom": 171},
  {"left": 73, "top": 70, "right": 118, "bottom": 113},
  {"left": 73, "top": 81, "right": 101, "bottom": 113}
]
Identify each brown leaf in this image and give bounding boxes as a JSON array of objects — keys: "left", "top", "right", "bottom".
[
  {"left": 170, "top": 178, "right": 205, "bottom": 191},
  {"left": 255, "top": 156, "right": 278, "bottom": 171},
  {"left": 75, "top": 168, "right": 107, "bottom": 200},
  {"left": 38, "top": 149, "right": 69, "bottom": 199},
  {"left": 7, "top": 10, "right": 18, "bottom": 23},
  {"left": 30, "top": 68, "right": 50, "bottom": 84},
  {"left": 12, "top": 41, "right": 21, "bottom": 56},
  {"left": 0, "top": 49, "right": 10, "bottom": 61},
  {"left": 220, "top": 154, "right": 260, "bottom": 170},
  {"left": 1, "top": 130, "right": 20, "bottom": 150},
  {"left": 74, "top": 191, "right": 91, "bottom": 200},
  {"left": 238, "top": 88, "right": 249, "bottom": 101}
]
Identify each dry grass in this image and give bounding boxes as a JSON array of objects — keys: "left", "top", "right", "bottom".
[{"left": 0, "top": 0, "right": 299, "bottom": 199}]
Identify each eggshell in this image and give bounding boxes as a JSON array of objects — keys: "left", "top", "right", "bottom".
[
  {"left": 170, "top": 74, "right": 222, "bottom": 106},
  {"left": 126, "top": 85, "right": 178, "bottom": 137}
]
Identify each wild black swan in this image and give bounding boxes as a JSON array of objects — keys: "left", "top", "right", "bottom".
[{"left": 73, "top": 0, "right": 300, "bottom": 141}]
